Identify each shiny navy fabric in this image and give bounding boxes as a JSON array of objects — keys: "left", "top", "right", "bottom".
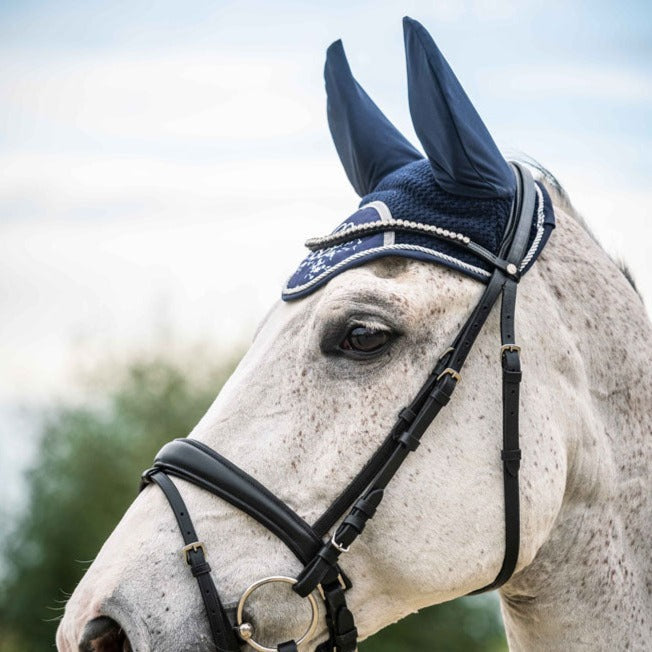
[
  {"left": 325, "top": 39, "right": 422, "bottom": 197},
  {"left": 403, "top": 17, "right": 515, "bottom": 199}
]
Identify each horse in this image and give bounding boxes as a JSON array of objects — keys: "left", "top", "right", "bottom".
[{"left": 57, "top": 17, "right": 651, "bottom": 652}]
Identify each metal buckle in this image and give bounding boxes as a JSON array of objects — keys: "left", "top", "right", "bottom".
[
  {"left": 236, "top": 576, "right": 319, "bottom": 652},
  {"left": 317, "top": 574, "right": 348, "bottom": 600},
  {"left": 330, "top": 532, "right": 350, "bottom": 554},
  {"left": 181, "top": 541, "right": 205, "bottom": 564},
  {"left": 436, "top": 367, "right": 461, "bottom": 382},
  {"left": 500, "top": 344, "right": 521, "bottom": 356}
]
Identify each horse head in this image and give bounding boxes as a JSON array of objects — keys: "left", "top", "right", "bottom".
[{"left": 57, "top": 17, "right": 651, "bottom": 652}]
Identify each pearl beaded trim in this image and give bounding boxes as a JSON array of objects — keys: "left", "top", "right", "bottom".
[{"left": 305, "top": 218, "right": 472, "bottom": 251}]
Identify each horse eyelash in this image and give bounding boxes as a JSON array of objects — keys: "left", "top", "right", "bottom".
[{"left": 319, "top": 315, "right": 399, "bottom": 357}]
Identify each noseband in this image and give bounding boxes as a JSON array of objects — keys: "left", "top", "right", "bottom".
[{"left": 140, "top": 162, "right": 537, "bottom": 651}]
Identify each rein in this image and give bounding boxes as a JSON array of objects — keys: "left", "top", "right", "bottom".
[{"left": 140, "top": 162, "right": 536, "bottom": 651}]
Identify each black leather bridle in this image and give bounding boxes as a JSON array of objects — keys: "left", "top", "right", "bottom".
[{"left": 140, "top": 162, "right": 538, "bottom": 651}]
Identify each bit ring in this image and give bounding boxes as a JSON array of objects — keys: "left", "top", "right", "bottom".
[{"left": 236, "top": 576, "right": 319, "bottom": 652}]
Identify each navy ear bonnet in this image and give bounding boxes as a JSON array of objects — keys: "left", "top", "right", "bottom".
[{"left": 282, "top": 17, "right": 555, "bottom": 301}]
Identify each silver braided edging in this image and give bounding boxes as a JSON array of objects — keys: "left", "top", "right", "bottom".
[
  {"left": 305, "top": 218, "right": 471, "bottom": 251},
  {"left": 519, "top": 184, "right": 545, "bottom": 271}
]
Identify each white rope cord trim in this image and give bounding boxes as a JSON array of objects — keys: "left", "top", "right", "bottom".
[
  {"left": 519, "top": 184, "right": 545, "bottom": 271},
  {"left": 283, "top": 243, "right": 491, "bottom": 296}
]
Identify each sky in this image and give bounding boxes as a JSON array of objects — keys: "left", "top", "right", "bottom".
[{"left": 1, "top": 1, "right": 651, "bottom": 502}]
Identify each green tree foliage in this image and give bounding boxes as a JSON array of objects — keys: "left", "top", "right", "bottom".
[
  {"left": 0, "top": 352, "right": 506, "bottom": 651},
  {"left": 360, "top": 596, "right": 506, "bottom": 652}
]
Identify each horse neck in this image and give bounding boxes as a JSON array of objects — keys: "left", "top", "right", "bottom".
[{"left": 498, "top": 204, "right": 652, "bottom": 650}]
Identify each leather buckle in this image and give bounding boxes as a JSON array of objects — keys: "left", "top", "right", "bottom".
[
  {"left": 500, "top": 344, "right": 521, "bottom": 356},
  {"left": 330, "top": 532, "right": 350, "bottom": 554},
  {"left": 182, "top": 541, "right": 206, "bottom": 564},
  {"left": 317, "top": 574, "right": 348, "bottom": 599},
  {"left": 436, "top": 367, "right": 461, "bottom": 382}
]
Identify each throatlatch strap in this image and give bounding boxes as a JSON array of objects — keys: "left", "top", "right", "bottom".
[
  {"left": 144, "top": 472, "right": 240, "bottom": 652},
  {"left": 471, "top": 278, "right": 522, "bottom": 593}
]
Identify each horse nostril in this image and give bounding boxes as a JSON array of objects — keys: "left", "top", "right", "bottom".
[{"left": 78, "top": 616, "right": 132, "bottom": 652}]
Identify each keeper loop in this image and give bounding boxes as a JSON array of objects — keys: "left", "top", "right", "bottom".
[
  {"left": 397, "top": 429, "right": 421, "bottom": 451},
  {"left": 501, "top": 449, "right": 522, "bottom": 462}
]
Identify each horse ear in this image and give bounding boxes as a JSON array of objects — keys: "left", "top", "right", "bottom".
[
  {"left": 402, "top": 17, "right": 515, "bottom": 199},
  {"left": 325, "top": 39, "right": 422, "bottom": 197}
]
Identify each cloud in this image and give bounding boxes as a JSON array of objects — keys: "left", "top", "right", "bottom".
[
  {"left": 479, "top": 63, "right": 652, "bottom": 104},
  {"left": 0, "top": 189, "right": 352, "bottom": 402},
  {"left": 0, "top": 4, "right": 650, "bottom": 407},
  {"left": 0, "top": 50, "right": 324, "bottom": 148},
  {"left": 0, "top": 152, "right": 352, "bottom": 216}
]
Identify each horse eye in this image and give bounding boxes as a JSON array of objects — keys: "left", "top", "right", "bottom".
[{"left": 340, "top": 326, "right": 390, "bottom": 354}]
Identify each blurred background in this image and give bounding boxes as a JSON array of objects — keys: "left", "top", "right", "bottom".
[{"left": 1, "top": 1, "right": 650, "bottom": 650}]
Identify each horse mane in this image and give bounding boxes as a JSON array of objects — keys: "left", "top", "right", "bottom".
[{"left": 515, "top": 155, "right": 640, "bottom": 296}]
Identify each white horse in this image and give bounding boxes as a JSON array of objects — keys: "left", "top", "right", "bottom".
[{"left": 57, "top": 19, "right": 651, "bottom": 652}]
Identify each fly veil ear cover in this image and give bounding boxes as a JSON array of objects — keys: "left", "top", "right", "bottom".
[
  {"left": 402, "top": 16, "right": 515, "bottom": 199},
  {"left": 282, "top": 17, "right": 555, "bottom": 300},
  {"left": 323, "top": 38, "right": 422, "bottom": 197}
]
